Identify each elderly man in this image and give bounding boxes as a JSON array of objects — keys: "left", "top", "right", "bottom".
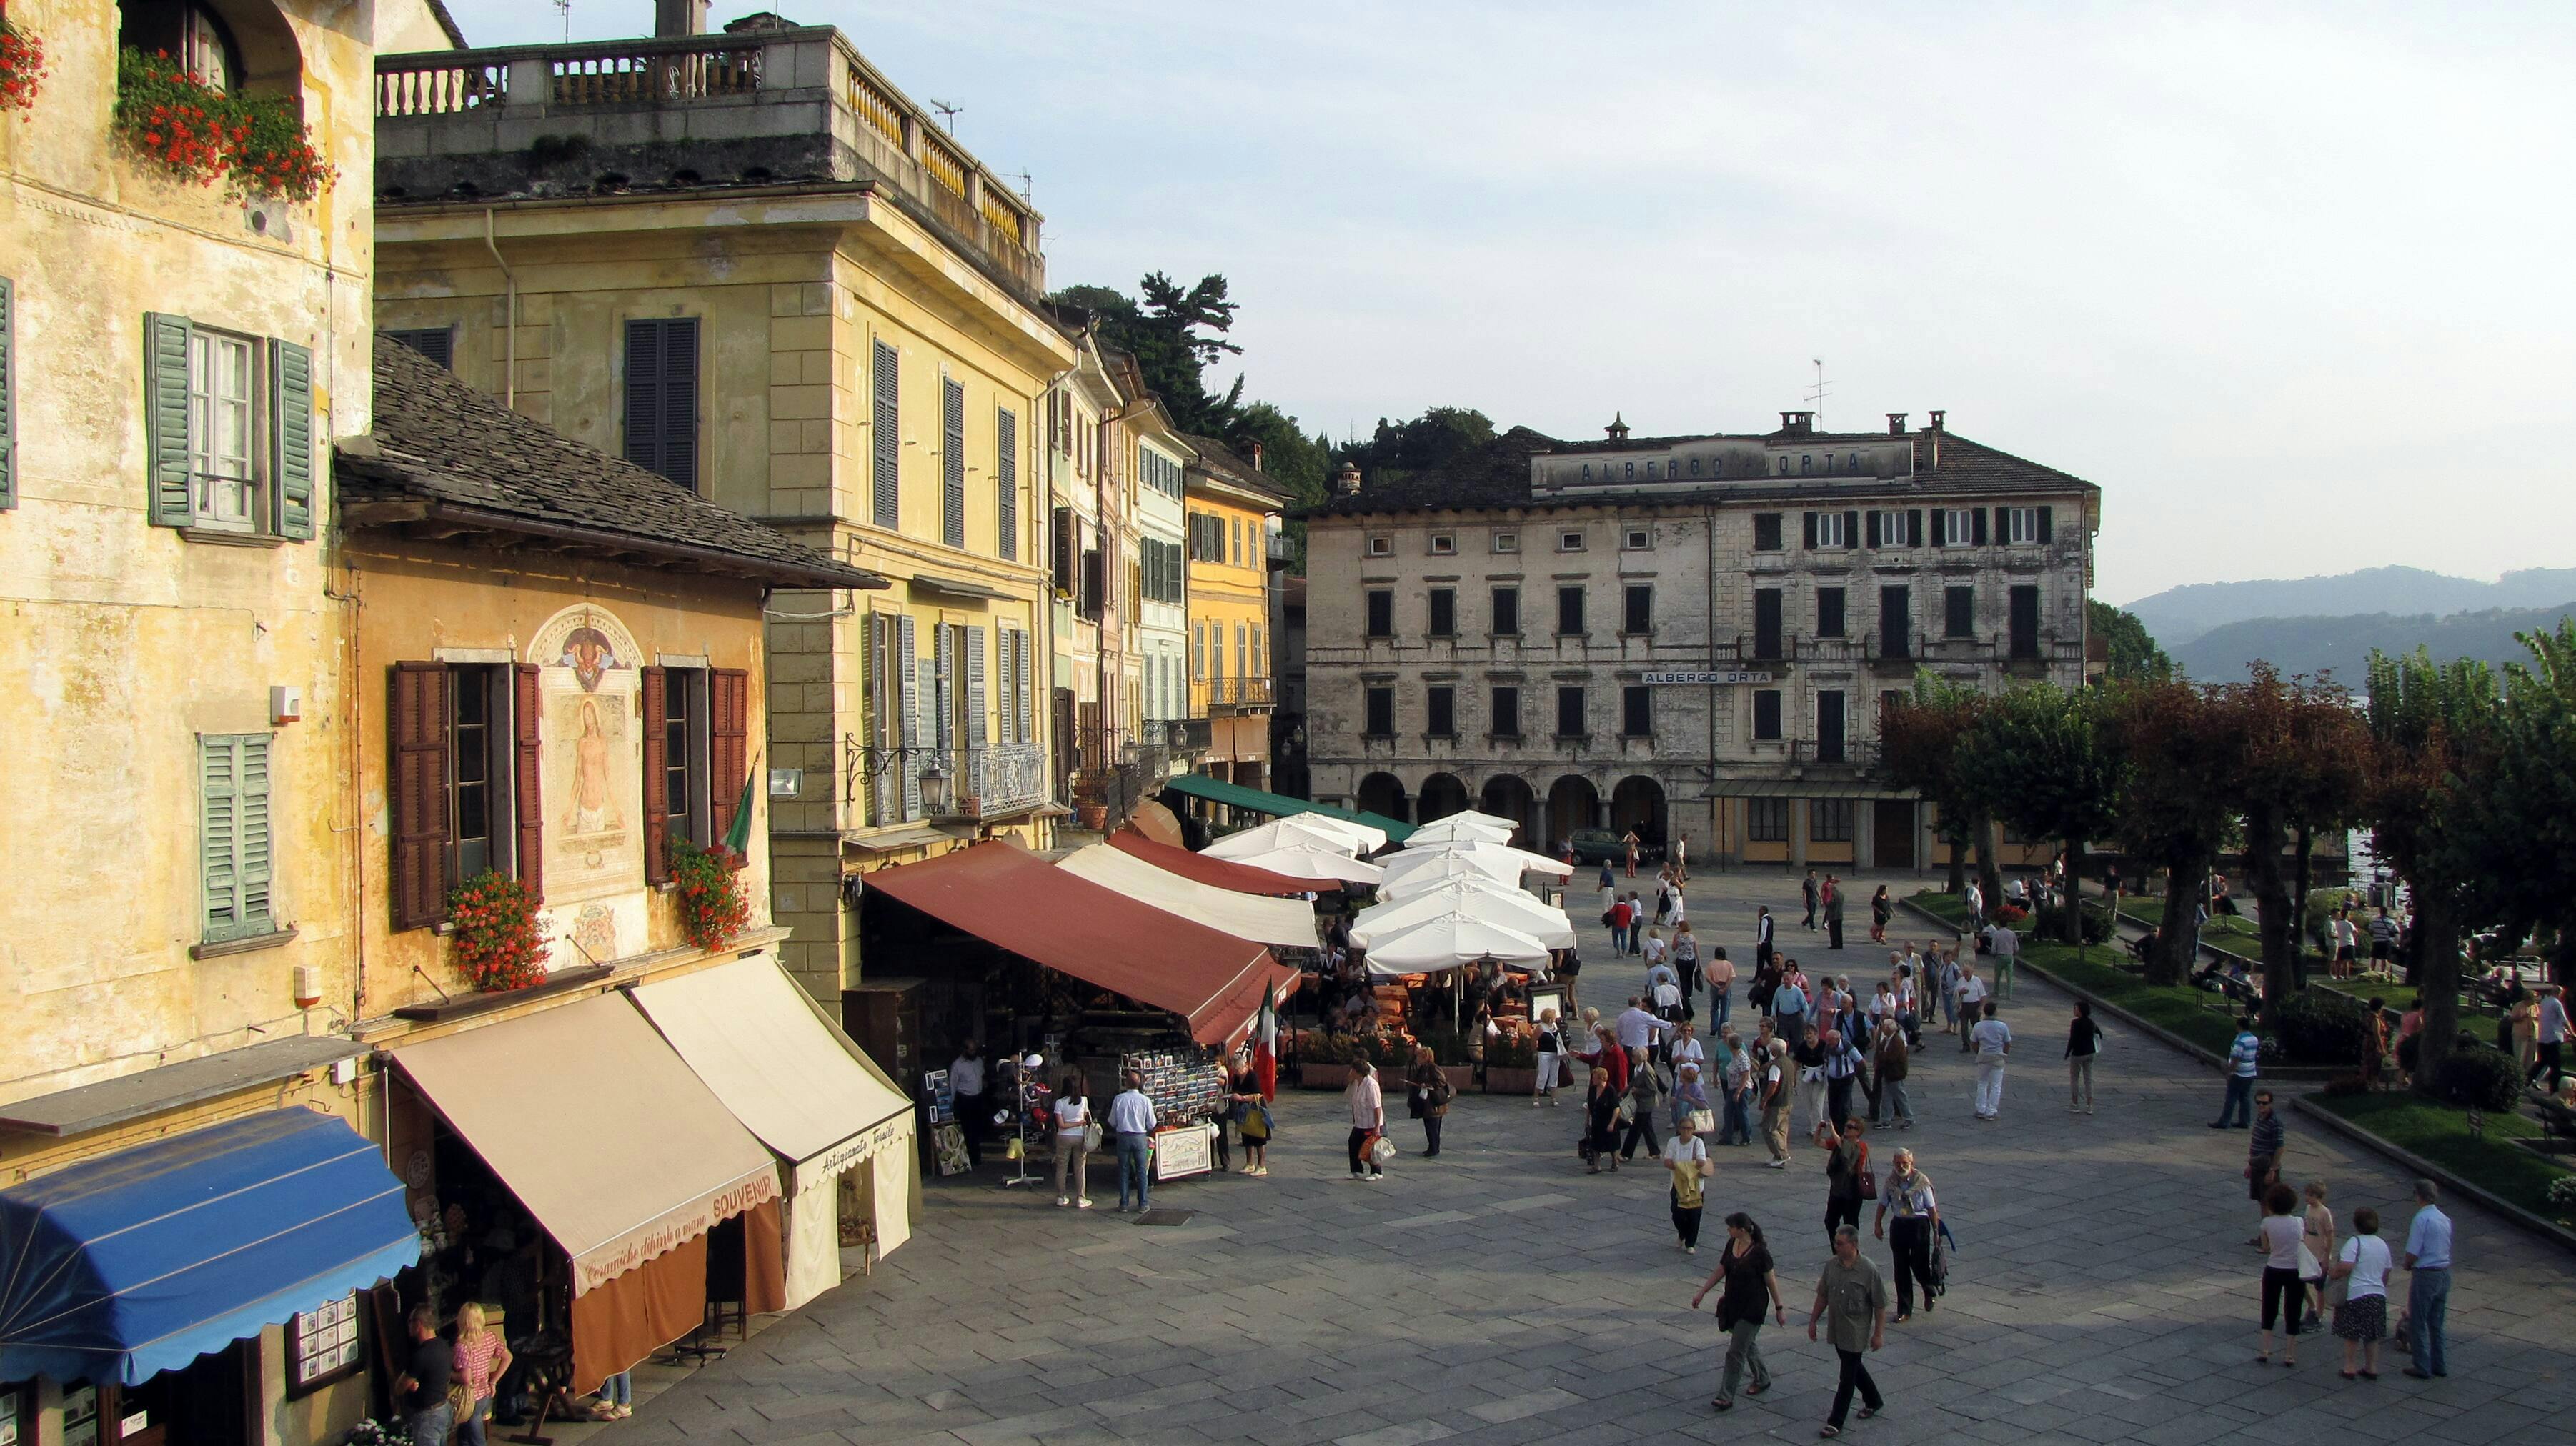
[
  {"left": 1616, "top": 995, "right": 1674, "bottom": 1065},
  {"left": 1808, "top": 1225, "right": 1889, "bottom": 1437}
]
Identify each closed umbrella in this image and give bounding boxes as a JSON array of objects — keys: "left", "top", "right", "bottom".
[
  {"left": 1351, "top": 880, "right": 1574, "bottom": 950},
  {"left": 1361, "top": 912, "right": 1552, "bottom": 974},
  {"left": 1216, "top": 844, "right": 1385, "bottom": 885}
]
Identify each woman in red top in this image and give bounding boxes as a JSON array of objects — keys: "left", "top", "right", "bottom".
[{"left": 452, "top": 1301, "right": 513, "bottom": 1442}]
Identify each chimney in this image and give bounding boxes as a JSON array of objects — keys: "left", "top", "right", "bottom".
[
  {"left": 1248, "top": 440, "right": 1265, "bottom": 472},
  {"left": 1334, "top": 462, "right": 1362, "bottom": 497},
  {"left": 1886, "top": 412, "right": 1907, "bottom": 436},
  {"left": 1925, "top": 410, "right": 1944, "bottom": 469},
  {"left": 1927, "top": 409, "right": 1945, "bottom": 431},
  {"left": 1779, "top": 411, "right": 1814, "bottom": 437},
  {"left": 655, "top": 0, "right": 710, "bottom": 37}
]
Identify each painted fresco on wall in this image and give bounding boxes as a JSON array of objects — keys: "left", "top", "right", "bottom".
[{"left": 530, "top": 605, "right": 644, "bottom": 907}]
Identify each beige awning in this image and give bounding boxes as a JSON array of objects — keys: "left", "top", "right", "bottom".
[
  {"left": 626, "top": 958, "right": 914, "bottom": 1186},
  {"left": 388, "top": 992, "right": 780, "bottom": 1296},
  {"left": 1055, "top": 844, "right": 1320, "bottom": 949}
]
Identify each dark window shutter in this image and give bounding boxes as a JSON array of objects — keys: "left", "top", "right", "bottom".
[
  {"left": 389, "top": 663, "right": 450, "bottom": 931},
  {"left": 1754, "top": 688, "right": 1781, "bottom": 740},
  {"left": 0, "top": 276, "right": 14, "bottom": 510},
  {"left": 1080, "top": 549, "right": 1103, "bottom": 618},
  {"left": 1754, "top": 512, "right": 1782, "bottom": 551},
  {"left": 940, "top": 377, "right": 965, "bottom": 548},
  {"left": 1865, "top": 511, "right": 1881, "bottom": 548},
  {"left": 1972, "top": 508, "right": 1989, "bottom": 545},
  {"left": 1623, "top": 685, "right": 1651, "bottom": 737},
  {"left": 1801, "top": 511, "right": 1816, "bottom": 549},
  {"left": 1993, "top": 507, "right": 2009, "bottom": 544},
  {"left": 1908, "top": 509, "right": 1924, "bottom": 547},
  {"left": 513, "top": 663, "right": 544, "bottom": 899},
  {"left": 385, "top": 327, "right": 454, "bottom": 368},
  {"left": 1015, "top": 627, "right": 1034, "bottom": 742},
  {"left": 272, "top": 338, "right": 315, "bottom": 539},
  {"left": 995, "top": 408, "right": 1018, "bottom": 559},
  {"left": 900, "top": 614, "right": 923, "bottom": 819},
  {"left": 1930, "top": 509, "right": 1946, "bottom": 547},
  {"left": 623, "top": 318, "right": 700, "bottom": 488},
  {"left": 1844, "top": 510, "right": 1859, "bottom": 550},
  {"left": 711, "top": 668, "right": 750, "bottom": 864},
  {"left": 2037, "top": 505, "right": 2054, "bottom": 543},
  {"left": 642, "top": 666, "right": 670, "bottom": 884},
  {"left": 872, "top": 340, "right": 900, "bottom": 529},
  {"left": 1052, "top": 506, "right": 1076, "bottom": 592},
  {"left": 144, "top": 311, "right": 195, "bottom": 527}
]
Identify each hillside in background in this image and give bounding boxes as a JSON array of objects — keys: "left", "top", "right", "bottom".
[
  {"left": 2171, "top": 602, "right": 2576, "bottom": 682},
  {"left": 2124, "top": 566, "right": 2576, "bottom": 645}
]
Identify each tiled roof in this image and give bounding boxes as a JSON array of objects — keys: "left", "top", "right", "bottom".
[
  {"left": 1300, "top": 424, "right": 2097, "bottom": 519},
  {"left": 339, "top": 336, "right": 885, "bottom": 590},
  {"left": 1176, "top": 432, "right": 1290, "bottom": 504}
]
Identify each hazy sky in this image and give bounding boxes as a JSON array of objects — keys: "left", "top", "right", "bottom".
[{"left": 436, "top": 1, "right": 2576, "bottom": 604}]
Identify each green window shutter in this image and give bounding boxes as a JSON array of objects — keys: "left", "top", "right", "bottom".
[
  {"left": 238, "top": 734, "right": 274, "bottom": 933},
  {"left": 145, "top": 312, "right": 196, "bottom": 527},
  {"left": 201, "top": 735, "right": 240, "bottom": 939},
  {"left": 272, "top": 339, "right": 314, "bottom": 539},
  {"left": 0, "top": 276, "right": 16, "bottom": 511}
]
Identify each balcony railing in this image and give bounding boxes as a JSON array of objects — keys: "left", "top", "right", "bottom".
[
  {"left": 1167, "top": 717, "right": 1213, "bottom": 754},
  {"left": 1793, "top": 739, "right": 1880, "bottom": 770},
  {"left": 1191, "top": 677, "right": 1274, "bottom": 711},
  {"left": 958, "top": 742, "right": 1046, "bottom": 815}
]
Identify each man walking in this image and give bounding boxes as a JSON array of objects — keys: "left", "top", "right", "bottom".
[
  {"left": 1954, "top": 962, "right": 1988, "bottom": 1052},
  {"left": 1983, "top": 917, "right": 2019, "bottom": 1000},
  {"left": 1674, "top": 831, "right": 1690, "bottom": 883},
  {"left": 1824, "top": 875, "right": 1846, "bottom": 951},
  {"left": 1756, "top": 905, "right": 1777, "bottom": 968},
  {"left": 1607, "top": 892, "right": 1634, "bottom": 956},
  {"left": 1704, "top": 946, "right": 1736, "bottom": 1029},
  {"left": 2400, "top": 1178, "right": 2452, "bottom": 1379},
  {"left": 2211, "top": 1016, "right": 2261, "bottom": 1128},
  {"left": 1808, "top": 1225, "right": 1889, "bottom": 1437},
  {"left": 2533, "top": 984, "right": 2568, "bottom": 1092},
  {"left": 1803, "top": 869, "right": 1821, "bottom": 930},
  {"left": 1873, "top": 1147, "right": 1939, "bottom": 1321},
  {"left": 1108, "top": 1069, "right": 1158, "bottom": 1212},
  {"left": 1964, "top": 878, "right": 1984, "bottom": 930},
  {"left": 1871, "top": 1015, "right": 1913, "bottom": 1129},
  {"left": 1760, "top": 1038, "right": 1794, "bottom": 1168},
  {"left": 2244, "top": 1090, "right": 2284, "bottom": 1244},
  {"left": 1969, "top": 1002, "right": 2011, "bottom": 1120},
  {"left": 1823, "top": 1027, "right": 1866, "bottom": 1133}
]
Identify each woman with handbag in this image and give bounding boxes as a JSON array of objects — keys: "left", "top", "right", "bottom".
[
  {"left": 1345, "top": 1058, "right": 1386, "bottom": 1182},
  {"left": 1053, "top": 1072, "right": 1095, "bottom": 1207},
  {"left": 1671, "top": 1059, "right": 1713, "bottom": 1140},
  {"left": 1585, "top": 1061, "right": 1625, "bottom": 1173},
  {"left": 1666, "top": 1112, "right": 1714, "bottom": 1251},
  {"left": 1408, "top": 1045, "right": 1453, "bottom": 1157},
  {"left": 1692, "top": 1212, "right": 1787, "bottom": 1411},
  {"left": 451, "top": 1302, "right": 512, "bottom": 1446},
  {"left": 1227, "top": 1061, "right": 1271, "bottom": 1177}
]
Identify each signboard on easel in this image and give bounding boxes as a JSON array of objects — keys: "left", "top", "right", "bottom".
[{"left": 1151, "top": 1124, "right": 1214, "bottom": 1181}]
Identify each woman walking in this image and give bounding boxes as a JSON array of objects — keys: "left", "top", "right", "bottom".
[
  {"left": 1719, "top": 1028, "right": 1755, "bottom": 1146},
  {"left": 1692, "top": 1212, "right": 1787, "bottom": 1412},
  {"left": 1585, "top": 1057, "right": 1625, "bottom": 1173},
  {"left": 1672, "top": 1059, "right": 1712, "bottom": 1141},
  {"left": 2256, "top": 1183, "right": 2307, "bottom": 1365},
  {"left": 1234, "top": 1071, "right": 1273, "bottom": 1177},
  {"left": 1666, "top": 1113, "right": 1713, "bottom": 1252},
  {"left": 1053, "top": 1072, "right": 1094, "bottom": 1207},
  {"left": 1408, "top": 1045, "right": 1452, "bottom": 1157},
  {"left": 1621, "top": 1046, "right": 1668, "bottom": 1162},
  {"left": 2301, "top": 1182, "right": 2337, "bottom": 1332},
  {"left": 1822, "top": 1118, "right": 1870, "bottom": 1244},
  {"left": 1346, "top": 1059, "right": 1386, "bottom": 1182},
  {"left": 1869, "top": 885, "right": 1891, "bottom": 945},
  {"left": 2330, "top": 1207, "right": 2394, "bottom": 1380},
  {"left": 1533, "top": 1008, "right": 1570, "bottom": 1107},
  {"left": 2065, "top": 1000, "right": 2102, "bottom": 1114},
  {"left": 451, "top": 1302, "right": 512, "bottom": 1446}
]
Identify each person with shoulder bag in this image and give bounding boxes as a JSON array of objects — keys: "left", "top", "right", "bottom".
[
  {"left": 1051, "top": 1073, "right": 1095, "bottom": 1207},
  {"left": 1408, "top": 1045, "right": 1452, "bottom": 1158},
  {"left": 1693, "top": 1212, "right": 1788, "bottom": 1411},
  {"left": 1345, "top": 1059, "right": 1386, "bottom": 1182}
]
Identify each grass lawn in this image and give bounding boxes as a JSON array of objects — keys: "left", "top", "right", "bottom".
[
  {"left": 2307, "top": 1090, "right": 2573, "bottom": 1225},
  {"left": 1908, "top": 889, "right": 2242, "bottom": 1056},
  {"left": 2316, "top": 977, "right": 2425, "bottom": 1013}
]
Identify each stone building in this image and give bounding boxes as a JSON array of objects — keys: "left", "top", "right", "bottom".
[
  {"left": 370, "top": 6, "right": 1072, "bottom": 998},
  {"left": 1301, "top": 412, "right": 2101, "bottom": 869}
]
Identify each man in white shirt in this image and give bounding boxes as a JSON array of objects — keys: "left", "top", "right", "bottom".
[
  {"left": 1107, "top": 1070, "right": 1159, "bottom": 1212},
  {"left": 1953, "top": 964, "right": 1988, "bottom": 1052},
  {"left": 1617, "top": 997, "right": 1674, "bottom": 1064},
  {"left": 1969, "top": 1004, "right": 2012, "bottom": 1120},
  {"left": 2400, "top": 1178, "right": 2453, "bottom": 1378},
  {"left": 949, "top": 1042, "right": 990, "bottom": 1170},
  {"left": 2535, "top": 985, "right": 2570, "bottom": 1092},
  {"left": 1964, "top": 881, "right": 1984, "bottom": 929}
]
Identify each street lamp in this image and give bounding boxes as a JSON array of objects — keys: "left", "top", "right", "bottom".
[{"left": 919, "top": 759, "right": 953, "bottom": 817}]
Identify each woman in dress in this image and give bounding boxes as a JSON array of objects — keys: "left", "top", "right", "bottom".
[
  {"left": 2331, "top": 1207, "right": 2394, "bottom": 1380},
  {"left": 1228, "top": 1059, "right": 1271, "bottom": 1177},
  {"left": 2255, "top": 1183, "right": 2307, "bottom": 1365},
  {"left": 1869, "top": 885, "right": 1892, "bottom": 945},
  {"left": 1691, "top": 1212, "right": 1787, "bottom": 1411},
  {"left": 1584, "top": 1055, "right": 1625, "bottom": 1173},
  {"left": 452, "top": 1301, "right": 512, "bottom": 1445}
]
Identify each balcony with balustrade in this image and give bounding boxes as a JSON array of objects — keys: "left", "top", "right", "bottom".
[
  {"left": 1190, "top": 675, "right": 1275, "bottom": 714},
  {"left": 373, "top": 24, "right": 1045, "bottom": 299}
]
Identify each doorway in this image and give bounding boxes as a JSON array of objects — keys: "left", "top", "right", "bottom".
[{"left": 1873, "top": 800, "right": 1916, "bottom": 870}]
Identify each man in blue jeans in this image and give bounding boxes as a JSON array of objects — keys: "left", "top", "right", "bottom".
[
  {"left": 1108, "top": 1069, "right": 1158, "bottom": 1212},
  {"left": 2402, "top": 1177, "right": 2452, "bottom": 1378},
  {"left": 2209, "top": 1017, "right": 2260, "bottom": 1128}
]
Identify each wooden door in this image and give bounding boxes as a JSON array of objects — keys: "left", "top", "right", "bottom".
[{"left": 1874, "top": 800, "right": 1916, "bottom": 870}]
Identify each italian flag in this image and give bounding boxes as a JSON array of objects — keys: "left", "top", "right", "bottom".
[{"left": 1253, "top": 994, "right": 1278, "bottom": 1102}]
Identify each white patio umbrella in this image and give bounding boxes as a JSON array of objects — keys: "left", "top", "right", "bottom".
[
  {"left": 1378, "top": 847, "right": 1522, "bottom": 892},
  {"left": 1350, "top": 880, "right": 1574, "bottom": 950},
  {"left": 1383, "top": 840, "right": 1576, "bottom": 886},
  {"left": 1203, "top": 815, "right": 1378, "bottom": 861},
  {"left": 1405, "top": 814, "right": 1516, "bottom": 847},
  {"left": 1360, "top": 912, "right": 1553, "bottom": 974},
  {"left": 1215, "top": 844, "right": 1386, "bottom": 886}
]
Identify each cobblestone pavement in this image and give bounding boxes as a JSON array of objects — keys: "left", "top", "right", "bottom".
[{"left": 608, "top": 868, "right": 2576, "bottom": 1445}]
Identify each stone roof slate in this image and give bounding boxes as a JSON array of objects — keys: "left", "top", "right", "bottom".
[
  {"left": 1176, "top": 432, "right": 1290, "bottom": 504},
  {"left": 339, "top": 336, "right": 883, "bottom": 589}
]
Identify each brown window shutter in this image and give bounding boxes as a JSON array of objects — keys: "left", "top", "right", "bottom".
[
  {"left": 642, "top": 666, "right": 670, "bottom": 885},
  {"left": 389, "top": 662, "right": 451, "bottom": 931},
  {"left": 711, "top": 667, "right": 750, "bottom": 869},
  {"left": 514, "top": 663, "right": 544, "bottom": 901}
]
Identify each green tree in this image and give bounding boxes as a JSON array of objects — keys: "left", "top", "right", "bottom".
[
  {"left": 2088, "top": 599, "right": 2172, "bottom": 682},
  {"left": 2462, "top": 619, "right": 2576, "bottom": 984},
  {"left": 1050, "top": 271, "right": 1243, "bottom": 435},
  {"left": 1956, "top": 683, "right": 2126, "bottom": 944},
  {"left": 2104, "top": 679, "right": 2244, "bottom": 986},
  {"left": 2227, "top": 664, "right": 2374, "bottom": 1019},
  {"left": 1230, "top": 402, "right": 1332, "bottom": 570},
  {"left": 1331, "top": 407, "right": 1496, "bottom": 487},
  {"left": 2363, "top": 646, "right": 2498, "bottom": 1097},
  {"left": 1880, "top": 674, "right": 1989, "bottom": 896}
]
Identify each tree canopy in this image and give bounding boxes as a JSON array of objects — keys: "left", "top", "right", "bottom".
[
  {"left": 1050, "top": 271, "right": 1245, "bottom": 438},
  {"left": 1330, "top": 407, "right": 1497, "bottom": 487},
  {"left": 1956, "top": 683, "right": 2125, "bottom": 943},
  {"left": 2087, "top": 599, "right": 2172, "bottom": 682},
  {"left": 2364, "top": 646, "right": 2497, "bottom": 1093}
]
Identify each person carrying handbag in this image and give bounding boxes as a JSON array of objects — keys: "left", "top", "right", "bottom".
[
  {"left": 1346, "top": 1058, "right": 1386, "bottom": 1181},
  {"left": 1408, "top": 1047, "right": 1453, "bottom": 1157}
]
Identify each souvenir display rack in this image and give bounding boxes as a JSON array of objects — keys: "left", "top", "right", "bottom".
[{"left": 1121, "top": 1047, "right": 1226, "bottom": 1123}]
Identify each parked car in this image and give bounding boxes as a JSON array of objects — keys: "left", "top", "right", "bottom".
[{"left": 1566, "top": 829, "right": 1659, "bottom": 867}]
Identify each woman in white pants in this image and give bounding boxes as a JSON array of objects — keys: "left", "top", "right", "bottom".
[
  {"left": 1969, "top": 1002, "right": 2012, "bottom": 1120},
  {"left": 1533, "top": 1008, "right": 1570, "bottom": 1106}
]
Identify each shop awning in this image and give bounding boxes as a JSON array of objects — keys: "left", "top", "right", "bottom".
[
  {"left": 0, "top": 1109, "right": 420, "bottom": 1387},
  {"left": 1158, "top": 774, "right": 1415, "bottom": 844},
  {"left": 1055, "top": 844, "right": 1321, "bottom": 949},
  {"left": 627, "top": 959, "right": 913, "bottom": 1187},
  {"left": 388, "top": 994, "right": 779, "bottom": 1296},
  {"left": 862, "top": 841, "right": 1293, "bottom": 1045},
  {"left": 1109, "top": 827, "right": 1338, "bottom": 895}
]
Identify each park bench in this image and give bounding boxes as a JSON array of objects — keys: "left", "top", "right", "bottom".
[{"left": 2532, "top": 1095, "right": 2576, "bottom": 1152}]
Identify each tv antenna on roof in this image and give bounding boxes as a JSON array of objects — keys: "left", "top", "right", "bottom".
[
  {"left": 928, "top": 99, "right": 963, "bottom": 135},
  {"left": 1805, "top": 359, "right": 1832, "bottom": 432},
  {"left": 553, "top": 0, "right": 572, "bottom": 42},
  {"left": 1007, "top": 170, "right": 1033, "bottom": 201}
]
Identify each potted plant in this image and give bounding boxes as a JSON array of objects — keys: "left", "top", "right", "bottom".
[
  {"left": 670, "top": 838, "right": 751, "bottom": 952},
  {"left": 112, "top": 47, "right": 334, "bottom": 200},
  {"left": 1481, "top": 1030, "right": 1538, "bottom": 1095},
  {"left": 0, "top": 11, "right": 46, "bottom": 112},
  {"left": 447, "top": 872, "right": 548, "bottom": 993}
]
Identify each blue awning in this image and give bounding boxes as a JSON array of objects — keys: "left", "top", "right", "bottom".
[{"left": 0, "top": 1107, "right": 422, "bottom": 1387}]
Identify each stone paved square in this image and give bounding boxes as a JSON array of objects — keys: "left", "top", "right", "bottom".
[{"left": 597, "top": 871, "right": 2576, "bottom": 1445}]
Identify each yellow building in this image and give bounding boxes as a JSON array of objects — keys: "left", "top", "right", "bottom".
[
  {"left": 1182, "top": 436, "right": 1285, "bottom": 793},
  {"left": 371, "top": 11, "right": 1074, "bottom": 1002}
]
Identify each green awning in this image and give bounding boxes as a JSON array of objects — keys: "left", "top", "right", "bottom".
[{"left": 1158, "top": 774, "right": 1416, "bottom": 844}]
